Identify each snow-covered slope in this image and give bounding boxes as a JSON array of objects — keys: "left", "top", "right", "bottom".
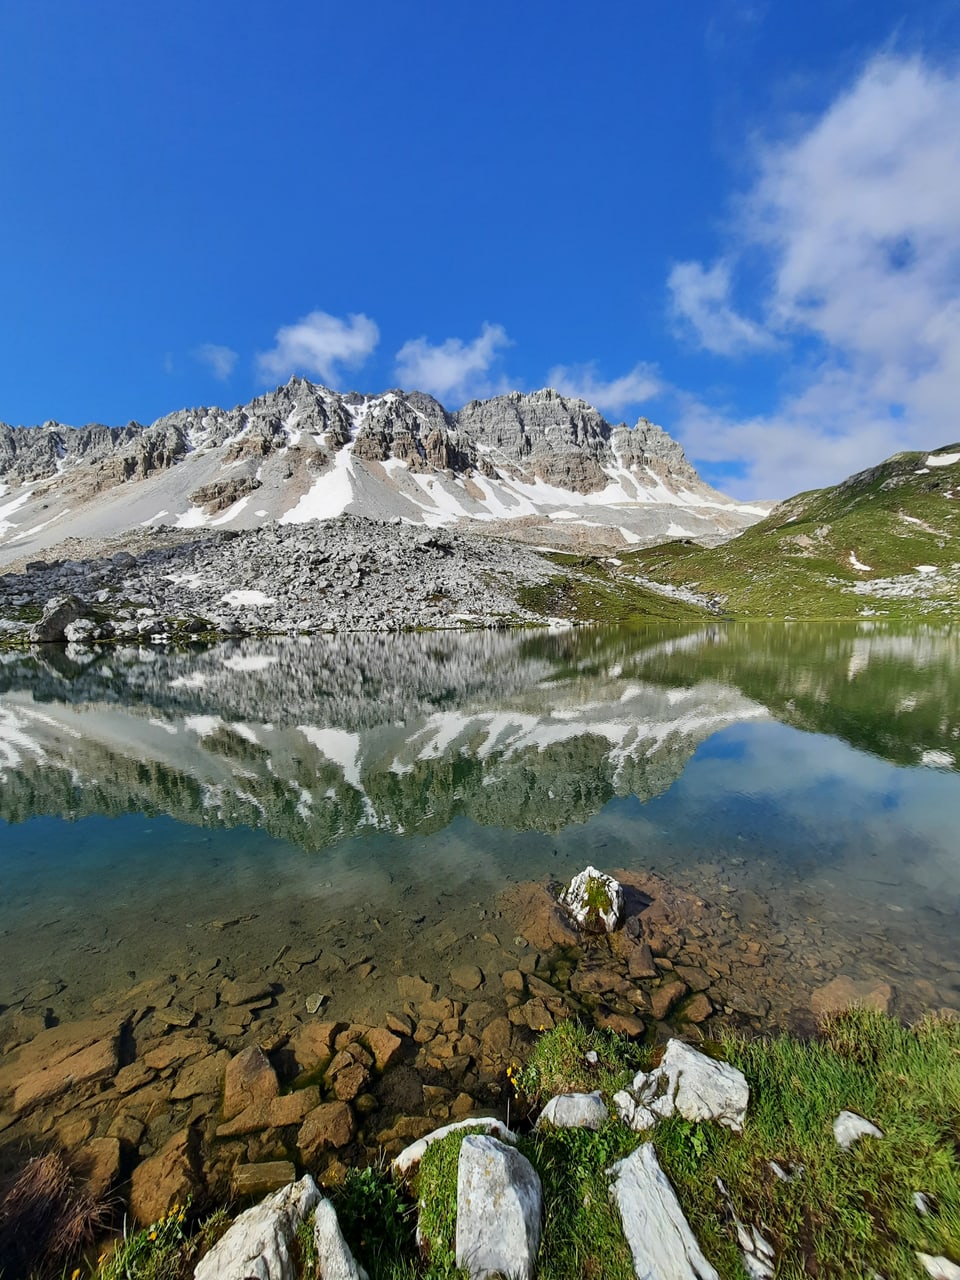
[{"left": 0, "top": 380, "right": 767, "bottom": 565}]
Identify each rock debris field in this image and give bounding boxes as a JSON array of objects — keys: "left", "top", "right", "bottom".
[{"left": 0, "top": 516, "right": 559, "bottom": 644}]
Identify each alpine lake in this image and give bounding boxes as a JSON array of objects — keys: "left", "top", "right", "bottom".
[{"left": 1, "top": 620, "right": 959, "bottom": 1196}]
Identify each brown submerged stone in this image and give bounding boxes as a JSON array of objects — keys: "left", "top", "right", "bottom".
[
  {"left": 298, "top": 1101, "right": 356, "bottom": 1159},
  {"left": 222, "top": 1045, "right": 279, "bottom": 1120}
]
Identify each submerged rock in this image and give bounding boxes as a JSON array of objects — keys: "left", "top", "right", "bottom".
[
  {"left": 561, "top": 866, "right": 624, "bottom": 933},
  {"left": 194, "top": 1174, "right": 320, "bottom": 1280},
  {"left": 455, "top": 1134, "right": 543, "bottom": 1280},
  {"left": 608, "top": 1142, "right": 719, "bottom": 1280}
]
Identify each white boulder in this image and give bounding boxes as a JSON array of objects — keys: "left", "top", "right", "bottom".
[
  {"left": 918, "top": 1254, "right": 960, "bottom": 1280},
  {"left": 313, "top": 1198, "right": 368, "bottom": 1280},
  {"left": 833, "top": 1110, "right": 883, "bottom": 1149},
  {"left": 615, "top": 1039, "right": 749, "bottom": 1133},
  {"left": 608, "top": 1142, "right": 719, "bottom": 1280},
  {"left": 536, "top": 1091, "right": 608, "bottom": 1130},
  {"left": 455, "top": 1134, "right": 543, "bottom": 1280},
  {"left": 194, "top": 1175, "right": 320, "bottom": 1280},
  {"left": 393, "top": 1117, "right": 516, "bottom": 1178},
  {"left": 561, "top": 866, "right": 624, "bottom": 932}
]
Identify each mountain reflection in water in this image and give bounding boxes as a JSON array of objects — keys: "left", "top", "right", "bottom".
[{"left": 1, "top": 622, "right": 956, "bottom": 848}]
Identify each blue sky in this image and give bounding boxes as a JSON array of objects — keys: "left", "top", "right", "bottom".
[{"left": 2, "top": 1, "right": 959, "bottom": 498}]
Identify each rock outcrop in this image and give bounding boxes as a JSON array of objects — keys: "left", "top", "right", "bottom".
[{"left": 0, "top": 379, "right": 765, "bottom": 567}]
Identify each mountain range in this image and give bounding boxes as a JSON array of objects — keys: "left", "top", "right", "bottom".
[{"left": 0, "top": 380, "right": 766, "bottom": 567}]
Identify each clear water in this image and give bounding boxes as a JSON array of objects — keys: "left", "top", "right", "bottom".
[{"left": 1, "top": 621, "right": 959, "bottom": 1027}]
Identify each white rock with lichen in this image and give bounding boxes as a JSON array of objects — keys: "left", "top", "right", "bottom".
[
  {"left": 561, "top": 866, "right": 624, "bottom": 932},
  {"left": 832, "top": 1110, "right": 883, "bottom": 1148},
  {"left": 194, "top": 1175, "right": 320, "bottom": 1280},
  {"left": 536, "top": 1091, "right": 608, "bottom": 1130},
  {"left": 455, "top": 1134, "right": 543, "bottom": 1280},
  {"left": 313, "top": 1198, "right": 368, "bottom": 1280},
  {"left": 608, "top": 1142, "right": 719, "bottom": 1280},
  {"left": 616, "top": 1039, "right": 749, "bottom": 1133}
]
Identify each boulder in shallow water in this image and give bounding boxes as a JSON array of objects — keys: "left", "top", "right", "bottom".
[
  {"left": 561, "top": 866, "right": 624, "bottom": 933},
  {"left": 31, "top": 595, "right": 87, "bottom": 643}
]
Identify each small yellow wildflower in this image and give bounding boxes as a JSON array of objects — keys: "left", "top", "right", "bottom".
[{"left": 148, "top": 1230, "right": 157, "bottom": 1240}]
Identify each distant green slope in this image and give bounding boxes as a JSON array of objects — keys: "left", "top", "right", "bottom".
[{"left": 624, "top": 446, "right": 960, "bottom": 620}]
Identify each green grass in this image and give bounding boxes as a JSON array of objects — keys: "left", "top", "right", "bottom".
[
  {"left": 626, "top": 448, "right": 960, "bottom": 622},
  {"left": 517, "top": 554, "right": 710, "bottom": 625},
  {"left": 658, "top": 1009, "right": 960, "bottom": 1279}
]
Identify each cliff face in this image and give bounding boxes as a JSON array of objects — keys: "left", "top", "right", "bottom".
[{"left": 0, "top": 380, "right": 767, "bottom": 565}]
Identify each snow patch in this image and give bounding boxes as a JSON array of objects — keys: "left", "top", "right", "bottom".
[
  {"left": 184, "top": 715, "right": 223, "bottom": 737},
  {"left": 849, "top": 552, "right": 873, "bottom": 572},
  {"left": 926, "top": 453, "right": 960, "bottom": 467},
  {"left": 915, "top": 565, "right": 937, "bottom": 575},
  {"left": 280, "top": 444, "right": 355, "bottom": 523},
  {"left": 221, "top": 654, "right": 279, "bottom": 672},
  {"left": 220, "top": 589, "right": 275, "bottom": 607}
]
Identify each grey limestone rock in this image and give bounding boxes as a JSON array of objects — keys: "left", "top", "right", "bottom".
[
  {"left": 536, "top": 1090, "right": 609, "bottom": 1130},
  {"left": 193, "top": 1173, "right": 320, "bottom": 1280},
  {"left": 393, "top": 1116, "right": 517, "bottom": 1178},
  {"left": 608, "top": 1142, "right": 719, "bottom": 1280},
  {"left": 455, "top": 1134, "right": 543, "bottom": 1280},
  {"left": 313, "top": 1198, "right": 368, "bottom": 1280},
  {"left": 32, "top": 594, "right": 88, "bottom": 643},
  {"left": 833, "top": 1110, "right": 883, "bottom": 1148},
  {"left": 614, "top": 1039, "right": 749, "bottom": 1133}
]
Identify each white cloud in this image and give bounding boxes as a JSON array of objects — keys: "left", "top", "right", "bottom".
[
  {"left": 194, "top": 343, "right": 238, "bottom": 381},
  {"left": 546, "top": 361, "right": 663, "bottom": 417},
  {"left": 394, "top": 322, "right": 511, "bottom": 404},
  {"left": 257, "top": 310, "right": 379, "bottom": 385},
  {"left": 668, "top": 260, "right": 776, "bottom": 355},
  {"left": 674, "top": 55, "right": 960, "bottom": 498}
]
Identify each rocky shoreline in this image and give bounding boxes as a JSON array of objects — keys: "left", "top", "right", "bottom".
[
  {"left": 0, "top": 865, "right": 941, "bottom": 1238},
  {"left": 0, "top": 516, "right": 562, "bottom": 646}
]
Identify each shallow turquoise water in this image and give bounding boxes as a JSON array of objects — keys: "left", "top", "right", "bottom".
[{"left": 1, "top": 622, "right": 958, "bottom": 1023}]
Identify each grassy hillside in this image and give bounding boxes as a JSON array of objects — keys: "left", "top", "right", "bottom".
[{"left": 622, "top": 447, "right": 960, "bottom": 621}]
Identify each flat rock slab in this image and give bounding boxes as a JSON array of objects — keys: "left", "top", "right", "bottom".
[
  {"left": 455, "top": 1134, "right": 543, "bottom": 1280},
  {"left": 811, "top": 976, "right": 893, "bottom": 1018},
  {"left": 536, "top": 1091, "right": 608, "bottom": 1130},
  {"left": 13, "top": 1034, "right": 118, "bottom": 1112},
  {"left": 194, "top": 1174, "right": 320, "bottom": 1280},
  {"left": 232, "top": 1161, "right": 297, "bottom": 1199},
  {"left": 608, "top": 1142, "right": 719, "bottom": 1280}
]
